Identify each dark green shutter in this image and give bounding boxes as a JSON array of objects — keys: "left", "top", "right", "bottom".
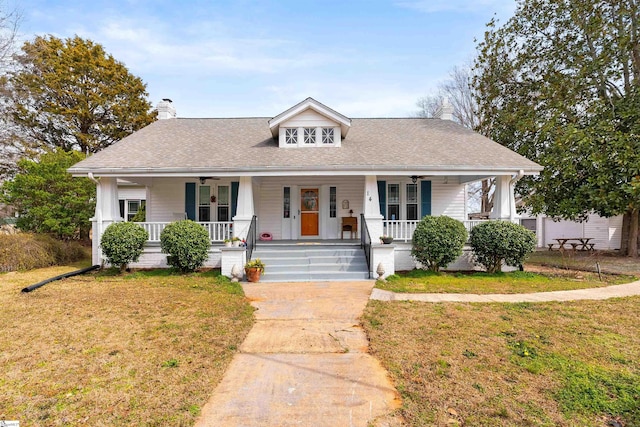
[
  {"left": 231, "top": 181, "right": 239, "bottom": 218},
  {"left": 377, "top": 180, "right": 386, "bottom": 219},
  {"left": 420, "top": 180, "right": 432, "bottom": 217},
  {"left": 185, "top": 183, "right": 196, "bottom": 220}
]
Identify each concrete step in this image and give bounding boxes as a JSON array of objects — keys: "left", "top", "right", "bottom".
[{"left": 251, "top": 243, "right": 370, "bottom": 282}]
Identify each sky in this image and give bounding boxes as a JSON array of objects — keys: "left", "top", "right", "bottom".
[{"left": 14, "top": 0, "right": 516, "bottom": 118}]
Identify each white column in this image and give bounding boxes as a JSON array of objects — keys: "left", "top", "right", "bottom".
[
  {"left": 490, "top": 175, "right": 511, "bottom": 220},
  {"left": 91, "top": 177, "right": 122, "bottom": 265},
  {"left": 233, "top": 176, "right": 255, "bottom": 240},
  {"left": 363, "top": 175, "right": 384, "bottom": 241}
]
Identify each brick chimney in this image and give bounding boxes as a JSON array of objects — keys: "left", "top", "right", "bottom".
[{"left": 157, "top": 98, "right": 176, "bottom": 119}]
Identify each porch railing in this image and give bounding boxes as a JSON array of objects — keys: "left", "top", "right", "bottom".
[
  {"left": 360, "top": 214, "right": 372, "bottom": 278},
  {"left": 383, "top": 219, "right": 499, "bottom": 241},
  {"left": 136, "top": 221, "right": 233, "bottom": 242},
  {"left": 246, "top": 215, "right": 257, "bottom": 261}
]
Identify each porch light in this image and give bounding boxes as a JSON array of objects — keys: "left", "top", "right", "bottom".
[{"left": 411, "top": 175, "right": 418, "bottom": 184}]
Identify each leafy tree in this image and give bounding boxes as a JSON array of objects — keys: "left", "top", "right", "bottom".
[
  {"left": 0, "top": 150, "right": 95, "bottom": 239},
  {"left": 411, "top": 215, "right": 467, "bottom": 272},
  {"left": 469, "top": 221, "right": 536, "bottom": 273},
  {"left": 415, "top": 64, "right": 494, "bottom": 214},
  {"left": 101, "top": 222, "right": 148, "bottom": 272},
  {"left": 1, "top": 35, "right": 156, "bottom": 159},
  {"left": 474, "top": 0, "right": 640, "bottom": 256}
]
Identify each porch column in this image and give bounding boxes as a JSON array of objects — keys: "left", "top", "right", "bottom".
[
  {"left": 363, "top": 175, "right": 384, "bottom": 240},
  {"left": 91, "top": 177, "right": 121, "bottom": 265},
  {"left": 490, "top": 174, "right": 518, "bottom": 222},
  {"left": 232, "top": 176, "right": 254, "bottom": 240},
  {"left": 490, "top": 175, "right": 510, "bottom": 221}
]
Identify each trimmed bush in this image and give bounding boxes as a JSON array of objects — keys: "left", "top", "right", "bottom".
[
  {"left": 469, "top": 221, "right": 536, "bottom": 273},
  {"left": 160, "top": 220, "right": 210, "bottom": 272},
  {"left": 411, "top": 215, "right": 468, "bottom": 272},
  {"left": 101, "top": 222, "right": 148, "bottom": 271},
  {"left": 0, "top": 233, "right": 87, "bottom": 272}
]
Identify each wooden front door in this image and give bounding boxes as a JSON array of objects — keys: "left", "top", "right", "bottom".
[{"left": 300, "top": 188, "right": 319, "bottom": 236}]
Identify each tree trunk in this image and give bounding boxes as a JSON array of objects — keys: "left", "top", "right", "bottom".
[{"left": 629, "top": 208, "right": 639, "bottom": 257}]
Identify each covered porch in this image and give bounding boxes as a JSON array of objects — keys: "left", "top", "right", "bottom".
[{"left": 90, "top": 171, "right": 522, "bottom": 277}]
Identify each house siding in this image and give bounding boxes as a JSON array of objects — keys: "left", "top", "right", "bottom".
[{"left": 533, "top": 214, "right": 623, "bottom": 250}]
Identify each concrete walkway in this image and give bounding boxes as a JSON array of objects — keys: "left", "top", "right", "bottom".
[
  {"left": 195, "top": 281, "right": 400, "bottom": 427},
  {"left": 370, "top": 279, "right": 640, "bottom": 303}
]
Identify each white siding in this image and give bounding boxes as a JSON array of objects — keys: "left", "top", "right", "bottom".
[
  {"left": 282, "top": 109, "right": 337, "bottom": 127},
  {"left": 431, "top": 180, "right": 466, "bottom": 220},
  {"left": 117, "top": 186, "right": 146, "bottom": 200},
  {"left": 147, "top": 178, "right": 189, "bottom": 222}
]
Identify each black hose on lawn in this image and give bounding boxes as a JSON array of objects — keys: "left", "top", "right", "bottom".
[{"left": 21, "top": 265, "right": 100, "bottom": 293}]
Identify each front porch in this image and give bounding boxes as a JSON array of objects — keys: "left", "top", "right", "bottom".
[{"left": 91, "top": 172, "right": 522, "bottom": 278}]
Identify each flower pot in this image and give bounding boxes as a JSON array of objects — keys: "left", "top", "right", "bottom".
[
  {"left": 381, "top": 237, "right": 393, "bottom": 244},
  {"left": 224, "top": 241, "right": 232, "bottom": 247},
  {"left": 233, "top": 240, "right": 240, "bottom": 247},
  {"left": 245, "top": 267, "right": 262, "bottom": 282}
]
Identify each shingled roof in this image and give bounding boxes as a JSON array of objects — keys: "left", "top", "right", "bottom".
[{"left": 69, "top": 117, "right": 542, "bottom": 176}]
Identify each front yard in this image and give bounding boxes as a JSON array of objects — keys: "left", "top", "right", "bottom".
[
  {"left": 0, "top": 266, "right": 254, "bottom": 425},
  {"left": 363, "top": 297, "right": 640, "bottom": 426}
]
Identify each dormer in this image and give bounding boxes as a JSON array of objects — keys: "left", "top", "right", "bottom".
[{"left": 268, "top": 98, "right": 351, "bottom": 148}]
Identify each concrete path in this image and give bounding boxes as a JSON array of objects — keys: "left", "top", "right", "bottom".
[
  {"left": 370, "top": 279, "right": 640, "bottom": 303},
  {"left": 195, "top": 281, "right": 400, "bottom": 427}
]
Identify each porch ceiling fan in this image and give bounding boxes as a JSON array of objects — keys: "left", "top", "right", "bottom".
[
  {"left": 409, "top": 175, "right": 427, "bottom": 184},
  {"left": 198, "top": 176, "right": 220, "bottom": 184}
]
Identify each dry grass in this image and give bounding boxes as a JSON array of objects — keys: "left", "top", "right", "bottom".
[
  {"left": 527, "top": 250, "right": 640, "bottom": 276},
  {"left": 0, "top": 267, "right": 254, "bottom": 426},
  {"left": 377, "top": 268, "right": 634, "bottom": 294},
  {"left": 362, "top": 298, "right": 640, "bottom": 426}
]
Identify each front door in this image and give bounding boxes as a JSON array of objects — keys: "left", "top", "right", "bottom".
[{"left": 300, "top": 188, "right": 319, "bottom": 236}]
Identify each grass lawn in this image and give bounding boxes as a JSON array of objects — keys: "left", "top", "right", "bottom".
[
  {"left": 376, "top": 269, "right": 635, "bottom": 294},
  {"left": 0, "top": 265, "right": 254, "bottom": 426},
  {"left": 363, "top": 297, "right": 640, "bottom": 426}
]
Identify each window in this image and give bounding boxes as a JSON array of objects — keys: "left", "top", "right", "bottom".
[
  {"left": 304, "top": 127, "right": 315, "bottom": 144},
  {"left": 406, "top": 183, "right": 418, "bottom": 220},
  {"left": 199, "top": 186, "right": 211, "bottom": 221},
  {"left": 387, "top": 184, "right": 400, "bottom": 220},
  {"left": 120, "top": 199, "right": 145, "bottom": 221},
  {"left": 322, "top": 128, "right": 334, "bottom": 144},
  {"left": 329, "top": 186, "right": 336, "bottom": 218},
  {"left": 217, "top": 185, "right": 229, "bottom": 221},
  {"left": 283, "top": 187, "right": 290, "bottom": 219},
  {"left": 285, "top": 128, "right": 297, "bottom": 144}
]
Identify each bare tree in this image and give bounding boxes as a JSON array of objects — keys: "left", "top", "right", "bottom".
[
  {"left": 0, "top": 1, "right": 21, "bottom": 179},
  {"left": 416, "top": 64, "right": 494, "bottom": 214}
]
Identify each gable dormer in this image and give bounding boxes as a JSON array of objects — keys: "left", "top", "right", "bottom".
[{"left": 268, "top": 97, "right": 351, "bottom": 148}]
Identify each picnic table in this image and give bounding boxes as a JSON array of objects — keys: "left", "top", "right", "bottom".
[{"left": 547, "top": 238, "right": 595, "bottom": 251}]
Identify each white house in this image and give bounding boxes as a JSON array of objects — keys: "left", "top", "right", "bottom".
[{"left": 69, "top": 98, "right": 543, "bottom": 280}]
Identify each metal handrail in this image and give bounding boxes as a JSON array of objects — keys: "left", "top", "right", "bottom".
[
  {"left": 360, "top": 214, "right": 372, "bottom": 278},
  {"left": 246, "top": 215, "right": 257, "bottom": 260}
]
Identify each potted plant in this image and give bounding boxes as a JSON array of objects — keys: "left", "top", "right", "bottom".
[
  {"left": 231, "top": 236, "right": 241, "bottom": 247},
  {"left": 380, "top": 235, "right": 394, "bottom": 244},
  {"left": 223, "top": 238, "right": 232, "bottom": 247},
  {"left": 244, "top": 258, "right": 265, "bottom": 282}
]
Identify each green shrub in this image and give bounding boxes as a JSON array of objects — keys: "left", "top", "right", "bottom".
[
  {"left": 411, "top": 215, "right": 468, "bottom": 272},
  {"left": 0, "top": 233, "right": 88, "bottom": 272},
  {"left": 100, "top": 222, "right": 148, "bottom": 271},
  {"left": 469, "top": 221, "right": 536, "bottom": 273},
  {"left": 130, "top": 204, "right": 146, "bottom": 222},
  {"left": 160, "top": 220, "right": 210, "bottom": 272}
]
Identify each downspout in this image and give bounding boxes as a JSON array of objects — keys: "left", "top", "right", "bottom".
[
  {"left": 88, "top": 173, "right": 102, "bottom": 266},
  {"left": 509, "top": 170, "right": 525, "bottom": 223}
]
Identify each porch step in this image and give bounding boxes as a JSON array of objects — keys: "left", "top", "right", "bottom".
[{"left": 251, "top": 243, "right": 371, "bottom": 282}]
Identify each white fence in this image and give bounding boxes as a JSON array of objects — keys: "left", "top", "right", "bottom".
[
  {"left": 384, "top": 219, "right": 501, "bottom": 242},
  {"left": 136, "top": 222, "right": 233, "bottom": 242}
]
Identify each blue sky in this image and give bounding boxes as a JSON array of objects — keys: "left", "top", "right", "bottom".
[{"left": 16, "top": 0, "right": 515, "bottom": 118}]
